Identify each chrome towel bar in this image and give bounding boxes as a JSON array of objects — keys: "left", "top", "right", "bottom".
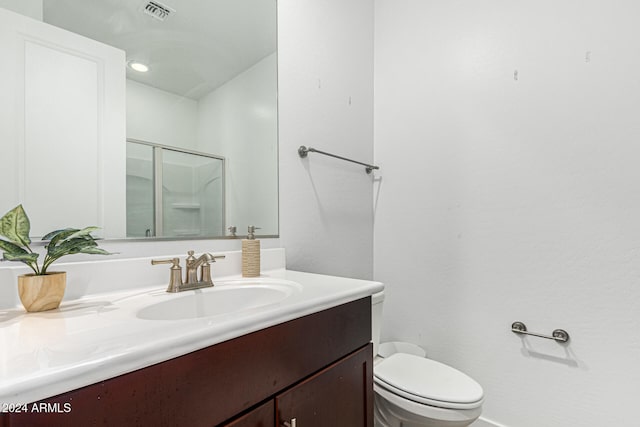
[
  {"left": 298, "top": 145, "right": 379, "bottom": 174},
  {"left": 511, "top": 321, "right": 570, "bottom": 343}
]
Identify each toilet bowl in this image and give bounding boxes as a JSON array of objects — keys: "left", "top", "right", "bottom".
[{"left": 372, "top": 292, "right": 484, "bottom": 427}]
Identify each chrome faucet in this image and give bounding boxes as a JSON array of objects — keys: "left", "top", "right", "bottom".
[{"left": 152, "top": 251, "right": 226, "bottom": 293}]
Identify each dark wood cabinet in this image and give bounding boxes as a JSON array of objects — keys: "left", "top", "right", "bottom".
[
  {"left": 223, "top": 400, "right": 274, "bottom": 427},
  {"left": 222, "top": 344, "right": 372, "bottom": 427},
  {"left": 276, "top": 344, "right": 373, "bottom": 427},
  {"left": 2, "top": 297, "right": 372, "bottom": 427}
]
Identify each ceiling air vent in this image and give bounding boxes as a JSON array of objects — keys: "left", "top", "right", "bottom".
[{"left": 142, "top": 1, "right": 175, "bottom": 22}]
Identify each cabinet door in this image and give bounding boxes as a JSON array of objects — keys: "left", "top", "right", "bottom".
[
  {"left": 221, "top": 400, "right": 274, "bottom": 427},
  {"left": 276, "top": 344, "right": 373, "bottom": 427}
]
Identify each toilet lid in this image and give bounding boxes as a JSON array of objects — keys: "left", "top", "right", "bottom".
[{"left": 374, "top": 353, "right": 483, "bottom": 408}]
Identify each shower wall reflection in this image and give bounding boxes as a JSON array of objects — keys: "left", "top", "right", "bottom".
[{"left": 126, "top": 141, "right": 224, "bottom": 238}]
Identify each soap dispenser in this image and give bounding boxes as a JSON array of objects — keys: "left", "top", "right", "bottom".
[{"left": 242, "top": 225, "right": 261, "bottom": 277}]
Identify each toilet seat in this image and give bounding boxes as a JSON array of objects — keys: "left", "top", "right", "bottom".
[
  {"left": 374, "top": 384, "right": 482, "bottom": 424},
  {"left": 374, "top": 353, "right": 484, "bottom": 410}
]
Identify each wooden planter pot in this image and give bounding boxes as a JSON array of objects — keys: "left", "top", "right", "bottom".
[{"left": 17, "top": 272, "right": 66, "bottom": 312}]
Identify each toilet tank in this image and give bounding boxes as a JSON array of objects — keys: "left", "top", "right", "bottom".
[{"left": 371, "top": 291, "right": 384, "bottom": 357}]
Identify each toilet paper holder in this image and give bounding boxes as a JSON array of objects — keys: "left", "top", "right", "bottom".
[{"left": 511, "top": 321, "right": 570, "bottom": 343}]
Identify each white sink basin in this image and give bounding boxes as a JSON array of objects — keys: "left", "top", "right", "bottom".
[{"left": 136, "top": 279, "right": 301, "bottom": 321}]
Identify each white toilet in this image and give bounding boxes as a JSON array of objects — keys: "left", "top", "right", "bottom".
[{"left": 372, "top": 292, "right": 484, "bottom": 427}]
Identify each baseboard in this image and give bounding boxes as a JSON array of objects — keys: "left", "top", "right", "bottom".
[{"left": 473, "top": 417, "right": 508, "bottom": 427}]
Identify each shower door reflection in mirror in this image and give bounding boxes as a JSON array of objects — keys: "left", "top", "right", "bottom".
[{"left": 126, "top": 140, "right": 224, "bottom": 238}]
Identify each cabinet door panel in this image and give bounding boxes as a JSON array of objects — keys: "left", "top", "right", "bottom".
[
  {"left": 222, "top": 400, "right": 274, "bottom": 427},
  {"left": 276, "top": 344, "right": 373, "bottom": 427}
]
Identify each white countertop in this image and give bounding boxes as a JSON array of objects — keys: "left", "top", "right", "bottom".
[{"left": 0, "top": 268, "right": 383, "bottom": 405}]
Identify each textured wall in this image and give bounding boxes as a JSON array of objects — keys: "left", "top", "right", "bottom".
[
  {"left": 374, "top": 1, "right": 640, "bottom": 426},
  {"left": 278, "top": 0, "right": 374, "bottom": 279}
]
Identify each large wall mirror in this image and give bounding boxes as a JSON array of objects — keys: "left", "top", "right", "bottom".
[{"left": 0, "top": 0, "right": 278, "bottom": 240}]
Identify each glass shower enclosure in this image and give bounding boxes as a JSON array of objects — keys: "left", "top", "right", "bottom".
[{"left": 126, "top": 140, "right": 225, "bottom": 238}]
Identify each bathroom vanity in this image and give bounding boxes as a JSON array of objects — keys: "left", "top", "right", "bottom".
[
  {"left": 0, "top": 260, "right": 382, "bottom": 427},
  {"left": 2, "top": 298, "right": 372, "bottom": 427}
]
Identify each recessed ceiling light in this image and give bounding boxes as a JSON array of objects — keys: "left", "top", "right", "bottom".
[{"left": 128, "top": 61, "right": 150, "bottom": 73}]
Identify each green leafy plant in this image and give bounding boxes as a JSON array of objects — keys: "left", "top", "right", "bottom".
[{"left": 0, "top": 205, "right": 111, "bottom": 275}]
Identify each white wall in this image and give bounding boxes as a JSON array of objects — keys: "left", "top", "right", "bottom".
[
  {"left": 0, "top": 0, "right": 41, "bottom": 20},
  {"left": 278, "top": 0, "right": 374, "bottom": 279},
  {"left": 126, "top": 80, "right": 198, "bottom": 149},
  {"left": 374, "top": 1, "right": 640, "bottom": 426},
  {"left": 197, "top": 54, "right": 278, "bottom": 236}
]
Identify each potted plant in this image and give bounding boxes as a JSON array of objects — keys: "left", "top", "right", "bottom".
[{"left": 0, "top": 204, "right": 112, "bottom": 312}]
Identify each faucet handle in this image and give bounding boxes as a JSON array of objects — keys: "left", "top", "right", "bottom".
[
  {"left": 151, "top": 257, "right": 180, "bottom": 267},
  {"left": 200, "top": 254, "right": 226, "bottom": 285},
  {"left": 151, "top": 257, "right": 183, "bottom": 292}
]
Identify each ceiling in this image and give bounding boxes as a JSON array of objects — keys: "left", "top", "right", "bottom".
[{"left": 43, "top": 0, "right": 276, "bottom": 99}]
